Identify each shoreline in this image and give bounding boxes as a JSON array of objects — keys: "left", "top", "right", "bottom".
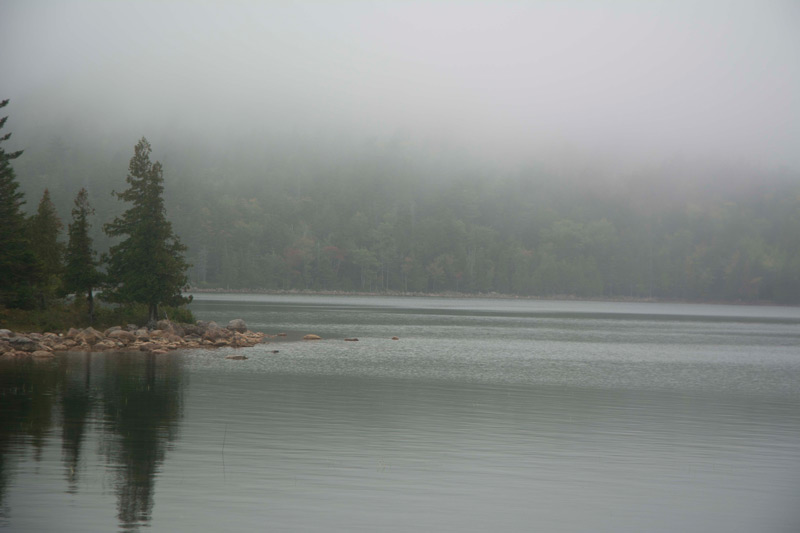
[{"left": 0, "top": 319, "right": 274, "bottom": 360}]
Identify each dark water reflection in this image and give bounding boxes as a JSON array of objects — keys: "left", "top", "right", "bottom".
[
  {"left": 0, "top": 353, "right": 183, "bottom": 531},
  {"left": 1, "top": 296, "right": 800, "bottom": 532}
]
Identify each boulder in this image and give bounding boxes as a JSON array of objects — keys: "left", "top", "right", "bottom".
[
  {"left": 32, "top": 350, "right": 55, "bottom": 358},
  {"left": 181, "top": 324, "right": 203, "bottom": 336},
  {"left": 152, "top": 320, "right": 182, "bottom": 336},
  {"left": 203, "top": 327, "right": 232, "bottom": 341},
  {"left": 227, "top": 319, "right": 247, "bottom": 333},
  {"left": 103, "top": 326, "right": 122, "bottom": 336},
  {"left": 166, "top": 334, "right": 184, "bottom": 344},
  {"left": 66, "top": 327, "right": 81, "bottom": 339},
  {"left": 108, "top": 329, "right": 137, "bottom": 343},
  {"left": 0, "top": 329, "right": 12, "bottom": 338},
  {"left": 391, "top": 336, "right": 400, "bottom": 340},
  {"left": 9, "top": 336, "right": 40, "bottom": 352},
  {"left": 77, "top": 327, "right": 104, "bottom": 346},
  {"left": 94, "top": 340, "right": 118, "bottom": 351}
]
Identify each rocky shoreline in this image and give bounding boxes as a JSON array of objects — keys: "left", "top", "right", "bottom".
[{"left": 0, "top": 319, "right": 270, "bottom": 359}]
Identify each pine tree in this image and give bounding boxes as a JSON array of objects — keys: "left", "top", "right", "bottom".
[
  {"left": 104, "top": 137, "right": 191, "bottom": 323},
  {"left": 0, "top": 99, "right": 39, "bottom": 309},
  {"left": 64, "top": 188, "right": 102, "bottom": 323},
  {"left": 29, "top": 188, "right": 65, "bottom": 307}
]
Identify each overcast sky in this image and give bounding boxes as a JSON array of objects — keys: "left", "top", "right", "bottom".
[{"left": 2, "top": 0, "right": 799, "bottom": 169}]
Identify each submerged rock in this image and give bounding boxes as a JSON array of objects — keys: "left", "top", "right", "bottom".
[
  {"left": 225, "top": 354, "right": 248, "bottom": 360},
  {"left": 303, "top": 334, "right": 322, "bottom": 340}
]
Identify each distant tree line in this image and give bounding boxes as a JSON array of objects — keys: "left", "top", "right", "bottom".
[
  {"left": 8, "top": 100, "right": 800, "bottom": 305},
  {"left": 0, "top": 100, "right": 190, "bottom": 323}
]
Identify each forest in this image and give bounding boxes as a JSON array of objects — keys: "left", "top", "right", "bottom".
[{"left": 10, "top": 125, "right": 800, "bottom": 305}]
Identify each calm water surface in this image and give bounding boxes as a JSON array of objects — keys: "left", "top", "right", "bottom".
[{"left": 1, "top": 295, "right": 799, "bottom": 532}]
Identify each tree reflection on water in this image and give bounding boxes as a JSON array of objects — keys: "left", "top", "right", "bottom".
[{"left": 0, "top": 352, "right": 184, "bottom": 531}]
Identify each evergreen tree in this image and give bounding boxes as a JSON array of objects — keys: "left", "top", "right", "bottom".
[
  {"left": 0, "top": 99, "right": 39, "bottom": 309},
  {"left": 29, "top": 188, "right": 66, "bottom": 307},
  {"left": 104, "top": 138, "right": 191, "bottom": 323},
  {"left": 64, "top": 188, "right": 102, "bottom": 322}
]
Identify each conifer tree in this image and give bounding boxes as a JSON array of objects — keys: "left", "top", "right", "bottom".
[
  {"left": 64, "top": 188, "right": 102, "bottom": 322},
  {"left": 29, "top": 188, "right": 65, "bottom": 307},
  {"left": 104, "top": 137, "right": 191, "bottom": 323},
  {"left": 0, "top": 99, "right": 39, "bottom": 309}
]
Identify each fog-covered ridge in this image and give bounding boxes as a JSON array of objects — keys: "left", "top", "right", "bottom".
[{"left": 2, "top": 1, "right": 800, "bottom": 302}]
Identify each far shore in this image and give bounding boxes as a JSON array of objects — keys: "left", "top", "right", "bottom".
[{"left": 187, "top": 287, "right": 792, "bottom": 307}]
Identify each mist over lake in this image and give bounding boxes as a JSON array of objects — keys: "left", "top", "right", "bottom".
[{"left": 2, "top": 295, "right": 800, "bottom": 532}]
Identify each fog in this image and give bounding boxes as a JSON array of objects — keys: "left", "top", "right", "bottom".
[{"left": 2, "top": 0, "right": 799, "bottom": 170}]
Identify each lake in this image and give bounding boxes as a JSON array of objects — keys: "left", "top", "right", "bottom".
[{"left": 1, "top": 294, "right": 799, "bottom": 532}]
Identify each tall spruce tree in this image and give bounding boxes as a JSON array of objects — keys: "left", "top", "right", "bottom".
[
  {"left": 29, "top": 188, "right": 65, "bottom": 307},
  {"left": 0, "top": 99, "right": 39, "bottom": 309},
  {"left": 104, "top": 137, "right": 191, "bottom": 323},
  {"left": 64, "top": 188, "right": 102, "bottom": 323}
]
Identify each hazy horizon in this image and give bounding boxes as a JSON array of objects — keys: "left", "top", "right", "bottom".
[{"left": 2, "top": 0, "right": 799, "bottom": 173}]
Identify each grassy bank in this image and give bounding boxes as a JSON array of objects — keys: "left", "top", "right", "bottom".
[{"left": 0, "top": 302, "right": 195, "bottom": 333}]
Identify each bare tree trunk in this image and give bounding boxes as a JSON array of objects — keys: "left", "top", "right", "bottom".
[{"left": 87, "top": 290, "right": 95, "bottom": 325}]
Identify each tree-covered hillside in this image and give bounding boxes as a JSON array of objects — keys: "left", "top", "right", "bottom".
[{"left": 12, "top": 132, "right": 800, "bottom": 304}]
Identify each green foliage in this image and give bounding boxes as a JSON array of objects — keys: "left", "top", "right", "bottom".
[
  {"left": 0, "top": 302, "right": 195, "bottom": 333},
  {"left": 103, "top": 138, "right": 191, "bottom": 322},
  {"left": 96, "top": 303, "right": 195, "bottom": 328},
  {"left": 6, "top": 124, "right": 800, "bottom": 304},
  {"left": 64, "top": 188, "right": 103, "bottom": 322},
  {"left": 0, "top": 99, "right": 40, "bottom": 309},
  {"left": 28, "top": 188, "right": 66, "bottom": 307}
]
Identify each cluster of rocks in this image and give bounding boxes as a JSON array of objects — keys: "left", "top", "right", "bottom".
[{"left": 0, "top": 319, "right": 269, "bottom": 359}]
